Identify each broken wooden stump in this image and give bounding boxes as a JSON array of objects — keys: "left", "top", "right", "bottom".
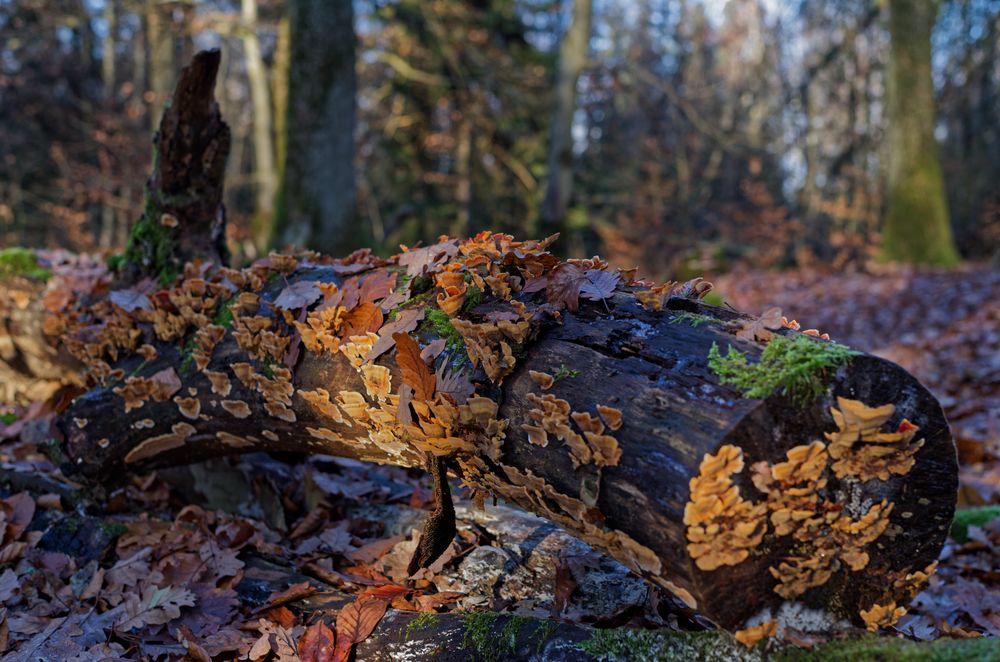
[
  {"left": 121, "top": 48, "right": 230, "bottom": 281},
  {"left": 49, "top": 234, "right": 957, "bottom": 634}
]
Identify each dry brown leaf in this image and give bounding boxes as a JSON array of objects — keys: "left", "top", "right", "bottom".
[
  {"left": 735, "top": 307, "right": 783, "bottom": 342},
  {"left": 340, "top": 302, "right": 383, "bottom": 338},
  {"left": 393, "top": 333, "right": 436, "bottom": 401},
  {"left": 274, "top": 280, "right": 322, "bottom": 310},
  {"left": 298, "top": 620, "right": 336, "bottom": 662},
  {"left": 333, "top": 597, "right": 389, "bottom": 662},
  {"left": 364, "top": 309, "right": 424, "bottom": 362}
]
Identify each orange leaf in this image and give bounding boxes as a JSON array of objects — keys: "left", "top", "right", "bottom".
[
  {"left": 299, "top": 620, "right": 336, "bottom": 662},
  {"left": 358, "top": 584, "right": 410, "bottom": 601},
  {"left": 333, "top": 598, "right": 390, "bottom": 662},
  {"left": 393, "top": 333, "right": 436, "bottom": 401},
  {"left": 341, "top": 302, "right": 383, "bottom": 338}
]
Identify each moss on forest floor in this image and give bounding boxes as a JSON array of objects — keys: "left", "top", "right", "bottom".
[{"left": 0, "top": 247, "right": 51, "bottom": 281}]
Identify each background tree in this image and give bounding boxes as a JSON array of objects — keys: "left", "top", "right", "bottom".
[
  {"left": 272, "top": 0, "right": 359, "bottom": 255},
  {"left": 541, "top": 0, "right": 593, "bottom": 238},
  {"left": 881, "top": 0, "right": 960, "bottom": 265}
]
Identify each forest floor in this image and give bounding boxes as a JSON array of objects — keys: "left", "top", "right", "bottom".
[{"left": 0, "top": 264, "right": 998, "bottom": 660}]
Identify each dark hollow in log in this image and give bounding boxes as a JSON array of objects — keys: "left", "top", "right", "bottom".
[{"left": 52, "top": 259, "right": 957, "bottom": 632}]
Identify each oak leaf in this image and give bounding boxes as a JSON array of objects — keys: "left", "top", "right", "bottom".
[
  {"left": 364, "top": 309, "right": 424, "bottom": 362},
  {"left": 393, "top": 333, "right": 436, "bottom": 401},
  {"left": 735, "top": 307, "right": 783, "bottom": 342},
  {"left": 116, "top": 584, "right": 196, "bottom": 631},
  {"left": 298, "top": 620, "right": 336, "bottom": 662},
  {"left": 340, "top": 302, "right": 383, "bottom": 339},
  {"left": 546, "top": 263, "right": 588, "bottom": 311},
  {"left": 333, "top": 597, "right": 390, "bottom": 662}
]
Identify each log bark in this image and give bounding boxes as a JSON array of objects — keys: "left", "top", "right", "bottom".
[{"left": 50, "top": 257, "right": 957, "bottom": 631}]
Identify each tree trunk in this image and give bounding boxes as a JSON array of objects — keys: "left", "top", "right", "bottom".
[
  {"left": 882, "top": 0, "right": 960, "bottom": 265},
  {"left": 273, "top": 0, "right": 358, "bottom": 254},
  {"left": 52, "top": 253, "right": 956, "bottom": 631},
  {"left": 146, "top": 0, "right": 177, "bottom": 132},
  {"left": 122, "top": 49, "right": 231, "bottom": 281},
  {"left": 241, "top": 0, "right": 278, "bottom": 250},
  {"left": 541, "top": 0, "right": 593, "bottom": 237}
]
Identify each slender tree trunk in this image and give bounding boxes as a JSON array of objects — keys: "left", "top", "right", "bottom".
[
  {"left": 452, "top": 112, "right": 473, "bottom": 237},
  {"left": 241, "top": 0, "right": 278, "bottom": 250},
  {"left": 146, "top": 0, "right": 177, "bottom": 131},
  {"left": 540, "top": 0, "right": 592, "bottom": 237},
  {"left": 881, "top": 0, "right": 960, "bottom": 265},
  {"left": 102, "top": 0, "right": 117, "bottom": 98},
  {"left": 273, "top": 0, "right": 358, "bottom": 254}
]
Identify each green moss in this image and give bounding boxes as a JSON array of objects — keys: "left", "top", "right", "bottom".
[
  {"left": 387, "top": 289, "right": 434, "bottom": 321},
  {"left": 461, "top": 613, "right": 555, "bottom": 662},
  {"left": 951, "top": 506, "right": 1000, "bottom": 543},
  {"left": 708, "top": 335, "right": 858, "bottom": 405},
  {"left": 669, "top": 312, "right": 712, "bottom": 327},
  {"left": 777, "top": 634, "right": 1000, "bottom": 662},
  {"left": 213, "top": 300, "right": 235, "bottom": 329},
  {"left": 411, "top": 275, "right": 434, "bottom": 293},
  {"left": 105, "top": 252, "right": 126, "bottom": 273},
  {"left": 553, "top": 364, "right": 581, "bottom": 382},
  {"left": 423, "top": 308, "right": 465, "bottom": 350},
  {"left": 0, "top": 248, "right": 52, "bottom": 281},
  {"left": 462, "top": 286, "right": 482, "bottom": 311},
  {"left": 702, "top": 291, "right": 726, "bottom": 307},
  {"left": 123, "top": 190, "right": 179, "bottom": 285},
  {"left": 532, "top": 620, "right": 558, "bottom": 653},
  {"left": 405, "top": 612, "right": 441, "bottom": 640},
  {"left": 578, "top": 628, "right": 757, "bottom": 662},
  {"left": 99, "top": 521, "right": 128, "bottom": 537},
  {"left": 0, "top": 413, "right": 16, "bottom": 425},
  {"left": 462, "top": 612, "right": 505, "bottom": 661}
]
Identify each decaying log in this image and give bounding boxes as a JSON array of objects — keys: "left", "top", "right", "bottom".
[
  {"left": 8, "top": 51, "right": 957, "bottom": 637},
  {"left": 49, "top": 243, "right": 957, "bottom": 632}
]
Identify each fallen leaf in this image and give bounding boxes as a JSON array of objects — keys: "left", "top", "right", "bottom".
[
  {"left": 435, "top": 366, "right": 475, "bottom": 404},
  {"left": 364, "top": 309, "right": 424, "bottom": 362},
  {"left": 735, "top": 307, "right": 783, "bottom": 342},
  {"left": 341, "top": 303, "right": 383, "bottom": 338},
  {"left": 546, "top": 263, "right": 588, "bottom": 311},
  {"left": 333, "top": 597, "right": 389, "bottom": 662},
  {"left": 109, "top": 287, "right": 153, "bottom": 312},
  {"left": 298, "top": 620, "right": 336, "bottom": 662},
  {"left": 274, "top": 280, "right": 322, "bottom": 310},
  {"left": 393, "top": 333, "right": 436, "bottom": 401},
  {"left": 579, "top": 270, "right": 620, "bottom": 302}
]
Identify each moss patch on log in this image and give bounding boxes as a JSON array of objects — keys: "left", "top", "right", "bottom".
[
  {"left": 460, "top": 613, "right": 557, "bottom": 662},
  {"left": 122, "top": 190, "right": 179, "bottom": 285},
  {"left": 579, "top": 628, "right": 757, "bottom": 662},
  {"left": 423, "top": 308, "right": 465, "bottom": 350},
  {"left": 708, "top": 335, "right": 858, "bottom": 404},
  {"left": 778, "top": 634, "right": 1000, "bottom": 662},
  {"left": 0, "top": 248, "right": 51, "bottom": 281},
  {"left": 405, "top": 612, "right": 441, "bottom": 640}
]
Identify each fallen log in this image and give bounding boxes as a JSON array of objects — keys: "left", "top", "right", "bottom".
[
  {"left": 48, "top": 234, "right": 957, "bottom": 632},
  {"left": 11, "top": 51, "right": 956, "bottom": 636}
]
